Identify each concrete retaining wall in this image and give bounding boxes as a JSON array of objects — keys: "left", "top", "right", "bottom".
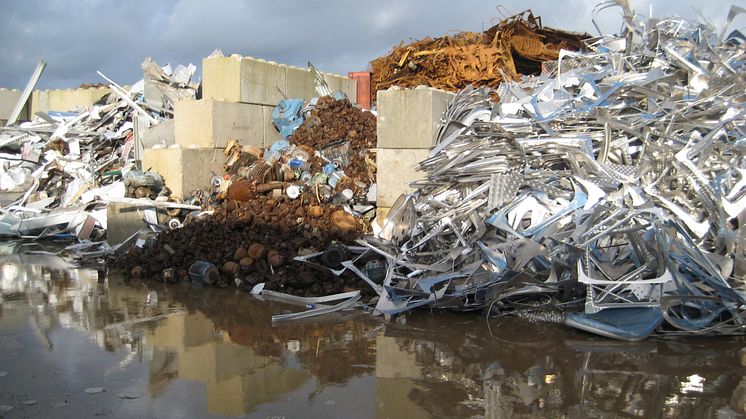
[
  {"left": 174, "top": 98, "right": 269, "bottom": 149},
  {"left": 375, "top": 148, "right": 430, "bottom": 207},
  {"left": 30, "top": 87, "right": 110, "bottom": 115},
  {"left": 142, "top": 146, "right": 225, "bottom": 198},
  {"left": 375, "top": 86, "right": 454, "bottom": 211},
  {"left": 202, "top": 54, "right": 357, "bottom": 106},
  {"left": 151, "top": 54, "right": 358, "bottom": 198},
  {"left": 376, "top": 86, "right": 454, "bottom": 149}
]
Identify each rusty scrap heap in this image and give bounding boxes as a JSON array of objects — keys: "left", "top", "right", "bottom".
[
  {"left": 121, "top": 198, "right": 373, "bottom": 297},
  {"left": 223, "top": 97, "right": 376, "bottom": 207},
  {"left": 370, "top": 10, "right": 588, "bottom": 97},
  {"left": 290, "top": 96, "right": 377, "bottom": 187},
  {"left": 121, "top": 96, "right": 380, "bottom": 298}
]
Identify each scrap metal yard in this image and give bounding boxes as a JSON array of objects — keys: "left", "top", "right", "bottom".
[{"left": 1, "top": 2, "right": 745, "bottom": 418}]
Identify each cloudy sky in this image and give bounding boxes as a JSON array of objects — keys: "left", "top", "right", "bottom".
[{"left": 0, "top": 0, "right": 735, "bottom": 89}]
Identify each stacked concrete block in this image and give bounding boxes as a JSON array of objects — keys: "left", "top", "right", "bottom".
[
  {"left": 375, "top": 207, "right": 392, "bottom": 229},
  {"left": 375, "top": 86, "right": 455, "bottom": 212},
  {"left": 106, "top": 202, "right": 149, "bottom": 245},
  {"left": 0, "top": 88, "right": 26, "bottom": 123},
  {"left": 140, "top": 119, "right": 175, "bottom": 149},
  {"left": 200, "top": 55, "right": 294, "bottom": 150},
  {"left": 160, "top": 97, "right": 274, "bottom": 195},
  {"left": 142, "top": 146, "right": 224, "bottom": 198},
  {"left": 174, "top": 98, "right": 266, "bottom": 149},
  {"left": 377, "top": 86, "right": 454, "bottom": 149},
  {"left": 285, "top": 65, "right": 357, "bottom": 101},
  {"left": 30, "top": 87, "right": 110, "bottom": 115},
  {"left": 262, "top": 106, "right": 281, "bottom": 146},
  {"left": 375, "top": 148, "right": 431, "bottom": 207},
  {"left": 203, "top": 55, "right": 286, "bottom": 106},
  {"left": 202, "top": 54, "right": 357, "bottom": 106},
  {"left": 323, "top": 71, "right": 357, "bottom": 100},
  {"left": 149, "top": 54, "right": 358, "bottom": 199},
  {"left": 285, "top": 65, "right": 318, "bottom": 100}
]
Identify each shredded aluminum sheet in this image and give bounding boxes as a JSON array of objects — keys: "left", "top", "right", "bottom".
[{"left": 363, "top": 6, "right": 746, "bottom": 339}]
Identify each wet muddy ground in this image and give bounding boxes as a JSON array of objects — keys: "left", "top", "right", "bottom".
[{"left": 1, "top": 241, "right": 745, "bottom": 418}]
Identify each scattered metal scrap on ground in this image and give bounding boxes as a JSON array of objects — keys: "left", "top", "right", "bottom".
[{"left": 370, "top": 10, "right": 589, "bottom": 100}]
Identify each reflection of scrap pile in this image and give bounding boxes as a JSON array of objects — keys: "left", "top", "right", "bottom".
[{"left": 370, "top": 10, "right": 589, "bottom": 97}]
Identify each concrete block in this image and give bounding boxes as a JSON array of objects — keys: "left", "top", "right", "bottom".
[
  {"left": 285, "top": 66, "right": 357, "bottom": 101},
  {"left": 140, "top": 119, "right": 175, "bottom": 149},
  {"left": 202, "top": 56, "right": 242, "bottom": 102},
  {"left": 262, "top": 106, "right": 281, "bottom": 147},
  {"left": 202, "top": 55, "right": 286, "bottom": 106},
  {"left": 106, "top": 202, "right": 148, "bottom": 245},
  {"left": 203, "top": 54, "right": 357, "bottom": 105},
  {"left": 142, "top": 146, "right": 224, "bottom": 198},
  {"left": 323, "top": 72, "right": 357, "bottom": 101},
  {"left": 174, "top": 99, "right": 265, "bottom": 149},
  {"left": 30, "top": 87, "right": 109, "bottom": 115},
  {"left": 376, "top": 148, "right": 429, "bottom": 207},
  {"left": 285, "top": 65, "right": 316, "bottom": 99},
  {"left": 377, "top": 86, "right": 454, "bottom": 149},
  {"left": 0, "top": 88, "right": 27, "bottom": 122}
]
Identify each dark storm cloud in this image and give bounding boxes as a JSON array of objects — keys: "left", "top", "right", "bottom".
[{"left": 0, "top": 0, "right": 733, "bottom": 90}]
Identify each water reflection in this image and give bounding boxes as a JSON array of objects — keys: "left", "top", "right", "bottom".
[{"left": 1, "top": 240, "right": 745, "bottom": 417}]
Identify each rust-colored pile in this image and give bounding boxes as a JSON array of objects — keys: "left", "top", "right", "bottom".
[
  {"left": 291, "top": 96, "right": 377, "bottom": 186},
  {"left": 119, "top": 196, "right": 376, "bottom": 297},
  {"left": 120, "top": 97, "right": 380, "bottom": 298},
  {"left": 219, "top": 97, "right": 376, "bottom": 206},
  {"left": 370, "top": 10, "right": 589, "bottom": 98}
]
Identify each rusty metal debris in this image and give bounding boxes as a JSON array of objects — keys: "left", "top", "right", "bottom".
[
  {"left": 117, "top": 84, "right": 384, "bottom": 304},
  {"left": 209, "top": 96, "right": 377, "bottom": 209},
  {"left": 370, "top": 10, "right": 589, "bottom": 100},
  {"left": 117, "top": 196, "right": 379, "bottom": 299},
  {"left": 361, "top": 6, "right": 746, "bottom": 340}
]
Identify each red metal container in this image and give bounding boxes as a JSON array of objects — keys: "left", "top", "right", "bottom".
[{"left": 347, "top": 71, "right": 371, "bottom": 110}]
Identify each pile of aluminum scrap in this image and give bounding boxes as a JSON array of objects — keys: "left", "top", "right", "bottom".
[
  {"left": 0, "top": 58, "right": 196, "bottom": 240},
  {"left": 370, "top": 10, "right": 589, "bottom": 100},
  {"left": 362, "top": 6, "right": 746, "bottom": 340}
]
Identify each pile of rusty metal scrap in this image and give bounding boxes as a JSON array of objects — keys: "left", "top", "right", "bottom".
[
  {"left": 120, "top": 94, "right": 382, "bottom": 302},
  {"left": 0, "top": 58, "right": 196, "bottom": 240},
  {"left": 370, "top": 10, "right": 589, "bottom": 99},
  {"left": 358, "top": 6, "right": 746, "bottom": 340},
  {"left": 119, "top": 196, "right": 378, "bottom": 298},
  {"left": 205, "top": 95, "right": 377, "bottom": 220}
]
